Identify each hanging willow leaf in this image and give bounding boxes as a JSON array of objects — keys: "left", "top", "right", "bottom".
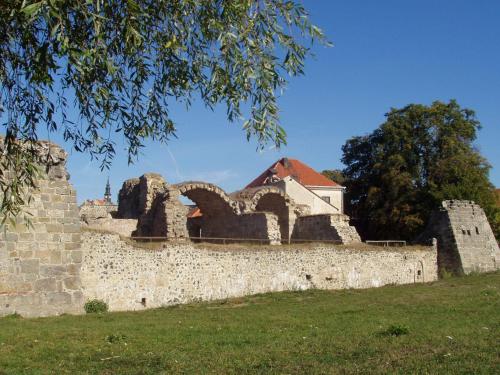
[
  {"left": 0, "top": 0, "right": 330, "bottom": 223},
  {"left": 20, "top": 1, "right": 44, "bottom": 17}
]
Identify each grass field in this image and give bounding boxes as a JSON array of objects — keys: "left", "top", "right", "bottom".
[{"left": 0, "top": 272, "right": 499, "bottom": 374}]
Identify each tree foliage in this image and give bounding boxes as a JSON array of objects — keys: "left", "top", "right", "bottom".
[
  {"left": 321, "top": 169, "right": 346, "bottom": 186},
  {"left": 341, "top": 100, "right": 499, "bottom": 240},
  {"left": 0, "top": 0, "right": 328, "bottom": 222}
]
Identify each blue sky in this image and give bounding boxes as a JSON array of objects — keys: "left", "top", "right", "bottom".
[{"left": 31, "top": 1, "right": 500, "bottom": 202}]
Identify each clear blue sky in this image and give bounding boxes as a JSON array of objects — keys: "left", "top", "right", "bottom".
[{"left": 41, "top": 1, "right": 500, "bottom": 202}]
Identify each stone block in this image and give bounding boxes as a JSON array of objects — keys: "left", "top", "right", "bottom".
[
  {"left": 63, "top": 276, "right": 81, "bottom": 290},
  {"left": 46, "top": 292, "right": 72, "bottom": 305},
  {"left": 72, "top": 291, "right": 84, "bottom": 304},
  {"left": 40, "top": 265, "right": 67, "bottom": 277},
  {"left": 5, "top": 233, "right": 18, "bottom": 242},
  {"left": 65, "top": 242, "right": 80, "bottom": 251},
  {"left": 71, "top": 251, "right": 83, "bottom": 263},
  {"left": 49, "top": 210, "right": 64, "bottom": 218},
  {"left": 34, "top": 277, "right": 57, "bottom": 292},
  {"left": 20, "top": 259, "right": 39, "bottom": 274},
  {"left": 50, "top": 251, "right": 62, "bottom": 264},
  {"left": 19, "top": 251, "right": 33, "bottom": 258},
  {"left": 67, "top": 263, "right": 82, "bottom": 275},
  {"left": 35, "top": 232, "right": 50, "bottom": 242},
  {"left": 46, "top": 223, "right": 63, "bottom": 233},
  {"left": 63, "top": 224, "right": 80, "bottom": 234},
  {"left": 35, "top": 249, "right": 51, "bottom": 263},
  {"left": 12, "top": 224, "right": 29, "bottom": 233},
  {"left": 54, "top": 203, "right": 68, "bottom": 211}
]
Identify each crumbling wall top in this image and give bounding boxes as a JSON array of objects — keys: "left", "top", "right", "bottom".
[
  {"left": 0, "top": 136, "right": 69, "bottom": 180},
  {"left": 442, "top": 200, "right": 479, "bottom": 210}
]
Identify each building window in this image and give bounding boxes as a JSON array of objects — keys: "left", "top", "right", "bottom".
[{"left": 321, "top": 196, "right": 330, "bottom": 203}]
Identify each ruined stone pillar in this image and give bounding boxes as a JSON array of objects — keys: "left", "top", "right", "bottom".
[{"left": 0, "top": 139, "right": 84, "bottom": 317}]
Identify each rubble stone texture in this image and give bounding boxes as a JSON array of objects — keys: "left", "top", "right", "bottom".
[
  {"left": 417, "top": 200, "right": 500, "bottom": 274},
  {"left": 79, "top": 201, "right": 117, "bottom": 221},
  {"left": 81, "top": 218, "right": 138, "bottom": 238},
  {"left": 81, "top": 232, "right": 438, "bottom": 312},
  {"left": 0, "top": 139, "right": 84, "bottom": 316},
  {"left": 117, "top": 178, "right": 141, "bottom": 218},
  {"left": 1, "top": 139, "right": 495, "bottom": 318},
  {"left": 79, "top": 195, "right": 138, "bottom": 238},
  {"left": 116, "top": 174, "right": 358, "bottom": 245},
  {"left": 116, "top": 176, "right": 285, "bottom": 243},
  {"left": 293, "top": 214, "right": 362, "bottom": 243},
  {"left": 232, "top": 186, "right": 296, "bottom": 240}
]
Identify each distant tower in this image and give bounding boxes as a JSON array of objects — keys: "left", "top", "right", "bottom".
[{"left": 104, "top": 178, "right": 112, "bottom": 204}]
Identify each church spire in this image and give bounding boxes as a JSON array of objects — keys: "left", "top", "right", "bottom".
[{"left": 104, "top": 177, "right": 112, "bottom": 204}]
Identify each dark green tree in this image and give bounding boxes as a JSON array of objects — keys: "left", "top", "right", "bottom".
[
  {"left": 321, "top": 169, "right": 346, "bottom": 185},
  {"left": 342, "top": 100, "right": 499, "bottom": 240},
  {"left": 0, "top": 0, "right": 328, "bottom": 223}
]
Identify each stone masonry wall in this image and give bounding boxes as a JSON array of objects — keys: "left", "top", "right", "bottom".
[
  {"left": 417, "top": 200, "right": 499, "bottom": 274},
  {"left": 81, "top": 218, "right": 138, "bottom": 238},
  {"left": 119, "top": 175, "right": 284, "bottom": 243},
  {"left": 80, "top": 232, "right": 437, "bottom": 312},
  {"left": 0, "top": 140, "right": 84, "bottom": 317},
  {"left": 79, "top": 202, "right": 117, "bottom": 221},
  {"left": 293, "top": 214, "right": 361, "bottom": 244}
]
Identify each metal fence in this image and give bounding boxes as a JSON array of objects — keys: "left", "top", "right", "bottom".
[
  {"left": 130, "top": 236, "right": 344, "bottom": 245},
  {"left": 130, "top": 236, "right": 406, "bottom": 247},
  {"left": 365, "top": 240, "right": 406, "bottom": 247}
]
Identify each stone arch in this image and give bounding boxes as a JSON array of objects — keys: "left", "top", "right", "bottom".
[
  {"left": 175, "top": 182, "right": 237, "bottom": 214},
  {"left": 173, "top": 182, "right": 239, "bottom": 238},
  {"left": 247, "top": 186, "right": 294, "bottom": 241}
]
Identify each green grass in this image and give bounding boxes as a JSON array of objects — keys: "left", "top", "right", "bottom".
[{"left": 1, "top": 273, "right": 499, "bottom": 374}]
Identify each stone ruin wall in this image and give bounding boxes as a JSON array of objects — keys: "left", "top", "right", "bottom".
[
  {"left": 115, "top": 174, "right": 360, "bottom": 245},
  {"left": 79, "top": 202, "right": 117, "bottom": 222},
  {"left": 79, "top": 199, "right": 137, "bottom": 238},
  {"left": 293, "top": 214, "right": 362, "bottom": 244},
  {"left": 0, "top": 137, "right": 438, "bottom": 317},
  {"left": 81, "top": 218, "right": 138, "bottom": 238},
  {"left": 0, "top": 140, "right": 84, "bottom": 316},
  {"left": 116, "top": 174, "right": 283, "bottom": 243},
  {"left": 80, "top": 232, "right": 438, "bottom": 312},
  {"left": 2, "top": 139, "right": 496, "bottom": 318},
  {"left": 417, "top": 200, "right": 499, "bottom": 275}
]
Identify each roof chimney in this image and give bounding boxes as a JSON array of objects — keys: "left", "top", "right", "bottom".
[{"left": 282, "top": 157, "right": 290, "bottom": 168}]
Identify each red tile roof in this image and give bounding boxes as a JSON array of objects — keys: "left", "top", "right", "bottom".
[
  {"left": 246, "top": 158, "right": 339, "bottom": 188},
  {"left": 83, "top": 199, "right": 109, "bottom": 206},
  {"left": 187, "top": 206, "right": 202, "bottom": 218}
]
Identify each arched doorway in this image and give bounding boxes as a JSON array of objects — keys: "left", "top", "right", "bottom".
[
  {"left": 253, "top": 190, "right": 293, "bottom": 241},
  {"left": 175, "top": 182, "right": 238, "bottom": 239}
]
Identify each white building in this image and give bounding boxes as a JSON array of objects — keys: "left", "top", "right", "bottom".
[{"left": 246, "top": 158, "right": 345, "bottom": 215}]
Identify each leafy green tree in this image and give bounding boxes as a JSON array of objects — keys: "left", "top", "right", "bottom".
[
  {"left": 342, "top": 100, "right": 499, "bottom": 240},
  {"left": 321, "top": 169, "right": 346, "bottom": 186},
  {"left": 0, "top": 0, "right": 328, "bottom": 223}
]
